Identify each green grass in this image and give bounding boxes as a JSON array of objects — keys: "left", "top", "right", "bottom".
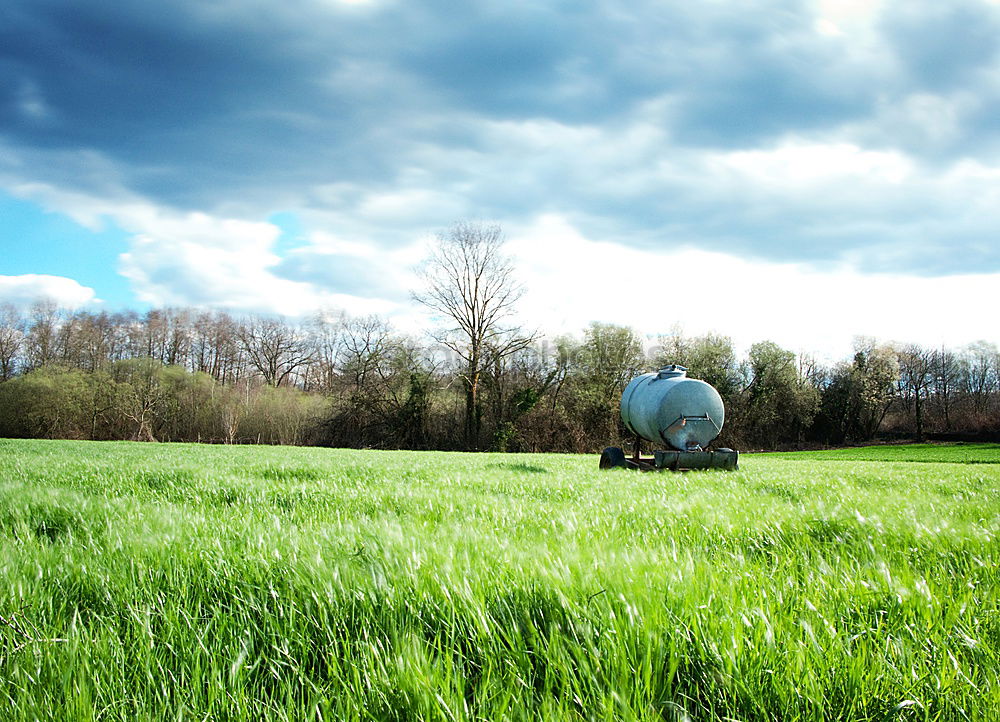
[
  {"left": 765, "top": 442, "right": 1000, "bottom": 464},
  {"left": 1, "top": 439, "right": 998, "bottom": 721}
]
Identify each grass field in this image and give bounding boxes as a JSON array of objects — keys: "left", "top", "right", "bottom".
[
  {"left": 765, "top": 443, "right": 1000, "bottom": 464},
  {"left": 1, "top": 439, "right": 998, "bottom": 721}
]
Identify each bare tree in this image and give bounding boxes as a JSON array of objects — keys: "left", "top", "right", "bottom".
[
  {"left": 961, "top": 341, "right": 999, "bottom": 418},
  {"left": 897, "top": 344, "right": 934, "bottom": 440},
  {"left": 305, "top": 310, "right": 347, "bottom": 394},
  {"left": 931, "top": 346, "right": 960, "bottom": 431},
  {"left": 191, "top": 311, "right": 244, "bottom": 384},
  {"left": 25, "top": 299, "right": 60, "bottom": 370},
  {"left": 413, "top": 221, "right": 533, "bottom": 449},
  {"left": 164, "top": 308, "right": 192, "bottom": 367},
  {"left": 238, "top": 315, "right": 313, "bottom": 387},
  {"left": 220, "top": 379, "right": 253, "bottom": 444},
  {"left": 0, "top": 303, "right": 24, "bottom": 381},
  {"left": 341, "top": 315, "right": 394, "bottom": 395},
  {"left": 72, "top": 311, "right": 119, "bottom": 372}
]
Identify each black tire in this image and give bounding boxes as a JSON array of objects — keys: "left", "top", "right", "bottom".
[{"left": 599, "top": 446, "right": 627, "bottom": 469}]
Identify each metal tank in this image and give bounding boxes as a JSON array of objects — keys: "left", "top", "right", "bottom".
[
  {"left": 601, "top": 365, "right": 738, "bottom": 471},
  {"left": 621, "top": 365, "right": 725, "bottom": 450}
]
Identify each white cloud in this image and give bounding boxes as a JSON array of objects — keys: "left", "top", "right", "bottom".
[
  {"left": 814, "top": 18, "right": 843, "bottom": 36},
  {"left": 356, "top": 187, "right": 465, "bottom": 226},
  {"left": 815, "top": 0, "right": 885, "bottom": 27},
  {"left": 718, "top": 141, "right": 913, "bottom": 186},
  {"left": 307, "top": 229, "right": 429, "bottom": 267},
  {"left": 0, "top": 274, "right": 98, "bottom": 308},
  {"left": 306, "top": 231, "right": 380, "bottom": 258},
  {"left": 0, "top": 177, "right": 413, "bottom": 318},
  {"left": 117, "top": 210, "right": 406, "bottom": 317},
  {"left": 506, "top": 215, "right": 1000, "bottom": 361}
]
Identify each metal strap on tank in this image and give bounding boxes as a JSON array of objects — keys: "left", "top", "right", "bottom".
[
  {"left": 620, "top": 377, "right": 644, "bottom": 436},
  {"left": 659, "top": 414, "right": 721, "bottom": 445},
  {"left": 703, "top": 414, "right": 720, "bottom": 435}
]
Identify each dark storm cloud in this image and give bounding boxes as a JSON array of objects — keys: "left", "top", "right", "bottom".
[
  {"left": 0, "top": 0, "right": 874, "bottom": 181},
  {"left": 2, "top": 0, "right": 1000, "bottom": 276},
  {"left": 393, "top": 3, "right": 579, "bottom": 115},
  {"left": 640, "top": 3, "right": 878, "bottom": 147},
  {"left": 1, "top": 0, "right": 378, "bottom": 203}
]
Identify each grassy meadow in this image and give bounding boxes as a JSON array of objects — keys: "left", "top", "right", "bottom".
[
  {"left": 1, "top": 439, "right": 998, "bottom": 721},
  {"left": 765, "top": 443, "right": 1000, "bottom": 464}
]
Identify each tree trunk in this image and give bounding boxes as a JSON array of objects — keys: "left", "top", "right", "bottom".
[
  {"left": 914, "top": 392, "right": 924, "bottom": 440},
  {"left": 465, "top": 371, "right": 481, "bottom": 450}
]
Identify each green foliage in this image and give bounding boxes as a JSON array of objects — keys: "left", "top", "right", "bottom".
[
  {"left": 395, "top": 372, "right": 431, "bottom": 448},
  {"left": 490, "top": 421, "right": 517, "bottom": 452},
  {"left": 240, "top": 384, "right": 330, "bottom": 446},
  {"left": 815, "top": 341, "right": 900, "bottom": 444},
  {"left": 0, "top": 365, "right": 97, "bottom": 438},
  {"left": 555, "top": 324, "right": 646, "bottom": 451},
  {"left": 656, "top": 332, "right": 742, "bottom": 399},
  {"left": 576, "top": 323, "right": 645, "bottom": 400},
  {"left": 0, "top": 362, "right": 328, "bottom": 445},
  {"left": 1, "top": 439, "right": 998, "bottom": 720},
  {"left": 740, "top": 342, "right": 820, "bottom": 448}
]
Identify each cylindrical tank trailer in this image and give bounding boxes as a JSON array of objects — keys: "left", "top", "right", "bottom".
[{"left": 600, "top": 365, "right": 739, "bottom": 471}]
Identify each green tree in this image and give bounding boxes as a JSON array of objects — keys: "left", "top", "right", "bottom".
[
  {"left": 655, "top": 331, "right": 741, "bottom": 399},
  {"left": 567, "top": 323, "right": 645, "bottom": 450},
  {"left": 817, "top": 339, "right": 899, "bottom": 443},
  {"left": 743, "top": 341, "right": 819, "bottom": 448},
  {"left": 0, "top": 365, "right": 95, "bottom": 439}
]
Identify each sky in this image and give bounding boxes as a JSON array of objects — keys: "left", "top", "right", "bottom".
[{"left": 1, "top": 0, "right": 999, "bottom": 361}]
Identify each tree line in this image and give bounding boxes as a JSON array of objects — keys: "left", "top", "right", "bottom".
[
  {"left": 1, "top": 224, "right": 997, "bottom": 451},
  {"left": 1, "top": 302, "right": 997, "bottom": 451}
]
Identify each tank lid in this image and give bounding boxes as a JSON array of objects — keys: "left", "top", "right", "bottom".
[{"left": 656, "top": 364, "right": 688, "bottom": 379}]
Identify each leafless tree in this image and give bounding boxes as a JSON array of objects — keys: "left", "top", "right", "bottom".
[
  {"left": 0, "top": 303, "right": 24, "bottom": 381},
  {"left": 897, "top": 344, "right": 935, "bottom": 439},
  {"left": 24, "top": 299, "right": 60, "bottom": 370},
  {"left": 341, "top": 315, "right": 394, "bottom": 395},
  {"left": 70, "top": 311, "right": 119, "bottom": 372},
  {"left": 305, "top": 310, "right": 347, "bottom": 394},
  {"left": 191, "top": 311, "right": 243, "bottom": 384},
  {"left": 220, "top": 378, "right": 253, "bottom": 444},
  {"left": 931, "top": 346, "right": 961, "bottom": 431},
  {"left": 238, "top": 315, "right": 313, "bottom": 387},
  {"left": 136, "top": 308, "right": 192, "bottom": 366},
  {"left": 413, "top": 221, "right": 533, "bottom": 448},
  {"left": 961, "top": 341, "right": 999, "bottom": 418}
]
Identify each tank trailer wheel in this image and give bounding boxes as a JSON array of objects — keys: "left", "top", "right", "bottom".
[{"left": 599, "top": 446, "right": 628, "bottom": 469}]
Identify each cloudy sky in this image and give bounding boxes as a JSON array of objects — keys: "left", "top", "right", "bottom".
[{"left": 1, "top": 0, "right": 998, "bottom": 360}]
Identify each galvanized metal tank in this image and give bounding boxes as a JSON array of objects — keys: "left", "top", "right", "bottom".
[{"left": 620, "top": 365, "right": 725, "bottom": 451}]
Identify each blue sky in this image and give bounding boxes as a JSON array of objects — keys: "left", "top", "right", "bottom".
[
  {"left": 1, "top": 0, "right": 998, "bottom": 358},
  {"left": 1, "top": 193, "right": 136, "bottom": 307}
]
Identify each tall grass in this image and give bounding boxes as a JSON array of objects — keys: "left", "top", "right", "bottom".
[
  {"left": 765, "top": 442, "right": 1000, "bottom": 464},
  {"left": 1, "top": 439, "right": 997, "bottom": 721}
]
